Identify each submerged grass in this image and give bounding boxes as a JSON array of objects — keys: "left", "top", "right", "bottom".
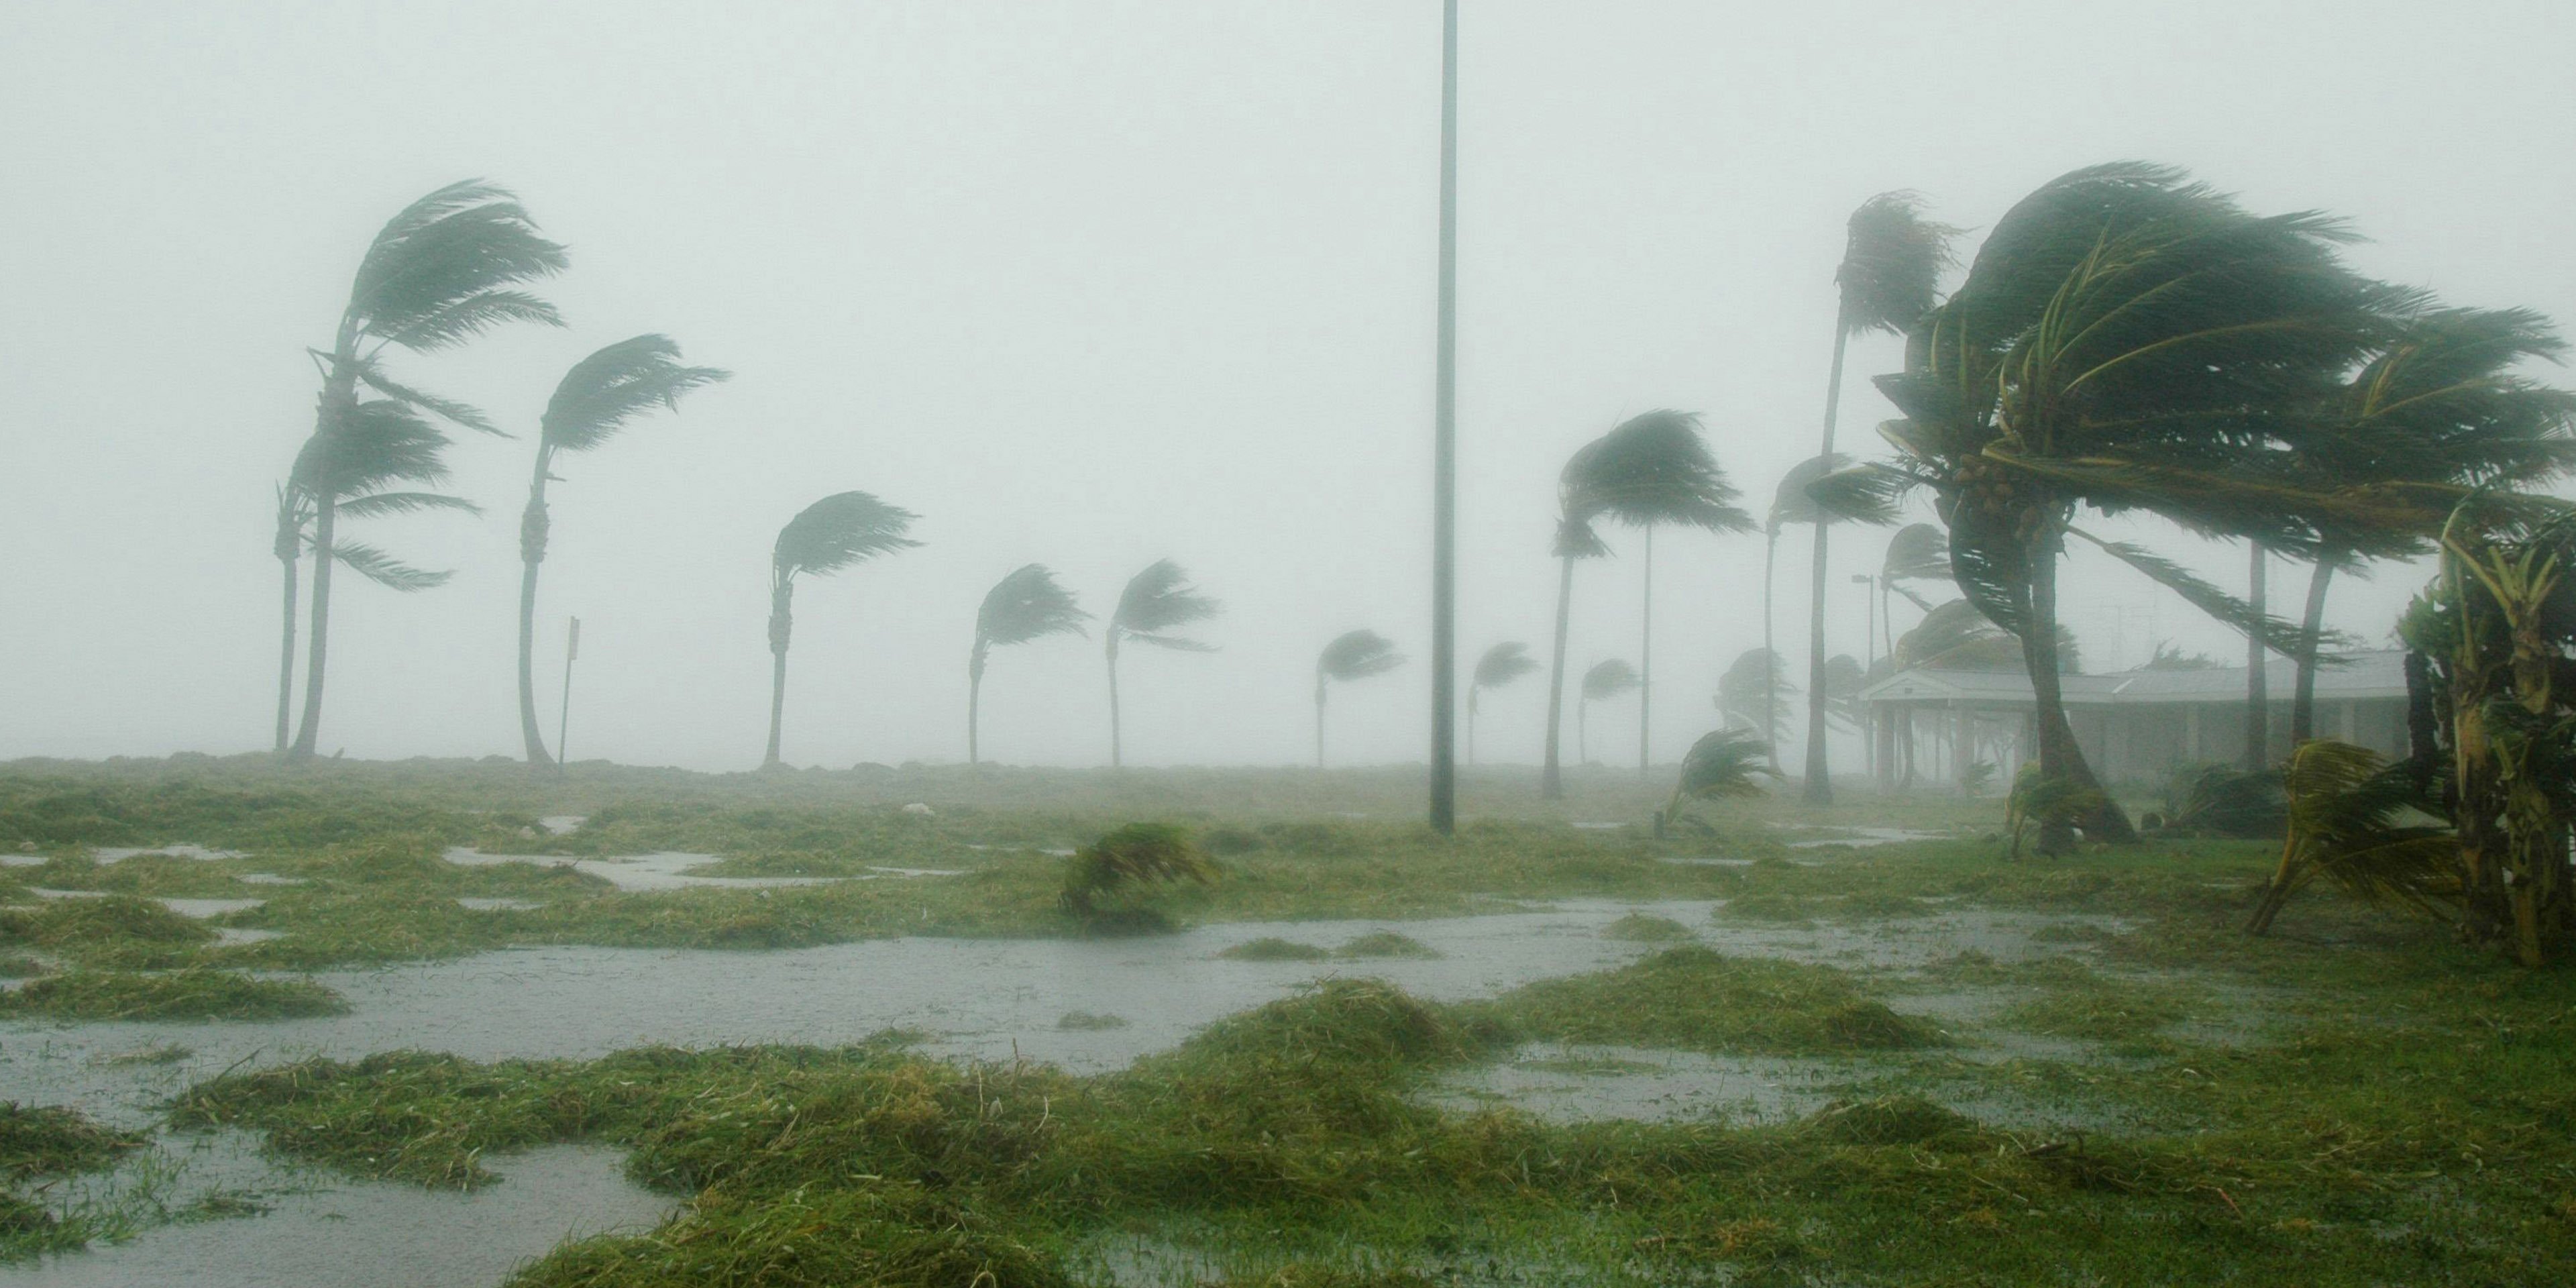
[
  {"left": 1485, "top": 946, "right": 1943, "bottom": 1055},
  {"left": 1220, "top": 938, "right": 1332, "bottom": 962},
  {"left": 0, "top": 969, "right": 345, "bottom": 1022}
]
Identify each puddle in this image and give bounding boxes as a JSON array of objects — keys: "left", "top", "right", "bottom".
[
  {"left": 213, "top": 928, "right": 283, "bottom": 947},
  {"left": 1425, "top": 1043, "right": 1852, "bottom": 1124},
  {"left": 456, "top": 897, "right": 545, "bottom": 912},
  {"left": 441, "top": 847, "right": 854, "bottom": 894},
  {"left": 90, "top": 845, "right": 248, "bottom": 864},
  {"left": 158, "top": 898, "right": 265, "bottom": 920},
  {"left": 1656, "top": 856, "right": 1754, "bottom": 867},
  {"left": 537, "top": 815, "right": 587, "bottom": 836},
  {"left": 0, "top": 1134, "right": 667, "bottom": 1288},
  {"left": 1780, "top": 827, "right": 1951, "bottom": 849},
  {"left": 235, "top": 873, "right": 307, "bottom": 886}
]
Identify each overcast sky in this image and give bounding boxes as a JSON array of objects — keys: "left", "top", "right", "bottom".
[{"left": 4, "top": 1, "right": 2571, "bottom": 773}]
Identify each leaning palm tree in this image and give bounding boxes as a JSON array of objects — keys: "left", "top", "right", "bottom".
[
  {"left": 1468, "top": 641, "right": 1539, "bottom": 765},
  {"left": 1316, "top": 630, "right": 1403, "bottom": 767},
  {"left": 1765, "top": 453, "right": 1848, "bottom": 770},
  {"left": 286, "top": 180, "right": 569, "bottom": 759},
  {"left": 1106, "top": 560, "right": 1222, "bottom": 768},
  {"left": 1832, "top": 162, "right": 2414, "bottom": 850},
  {"left": 764, "top": 492, "right": 921, "bottom": 769},
  {"left": 515, "top": 336, "right": 729, "bottom": 765},
  {"left": 969, "top": 564, "right": 1089, "bottom": 766},
  {"left": 1577, "top": 659, "right": 1640, "bottom": 766},
  {"left": 271, "top": 416, "right": 482, "bottom": 753},
  {"left": 1655, "top": 727, "right": 1780, "bottom": 837},
  {"left": 1802, "top": 192, "right": 1960, "bottom": 803},
  {"left": 1716, "top": 648, "right": 1794, "bottom": 743},
  {"left": 1577, "top": 411, "right": 1756, "bottom": 773}
]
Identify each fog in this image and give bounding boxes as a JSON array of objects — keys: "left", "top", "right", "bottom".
[{"left": 4, "top": 0, "right": 2572, "bottom": 772}]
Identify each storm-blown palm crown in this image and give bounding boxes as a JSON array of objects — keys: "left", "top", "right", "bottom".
[
  {"left": 976, "top": 565, "right": 1089, "bottom": 655},
  {"left": 1567, "top": 410, "right": 1756, "bottom": 536},
  {"left": 1879, "top": 523, "right": 1951, "bottom": 610},
  {"left": 763, "top": 492, "right": 922, "bottom": 768},
  {"left": 1581, "top": 659, "right": 1640, "bottom": 703},
  {"left": 1716, "top": 648, "right": 1792, "bottom": 741},
  {"left": 1835, "top": 192, "right": 1962, "bottom": 339},
  {"left": 1473, "top": 642, "right": 1539, "bottom": 692},
  {"left": 1108, "top": 561, "right": 1221, "bottom": 652},
  {"left": 1658, "top": 727, "right": 1781, "bottom": 836},
  {"left": 1318, "top": 631, "right": 1404, "bottom": 685}
]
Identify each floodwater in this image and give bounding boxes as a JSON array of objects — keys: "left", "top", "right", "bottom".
[
  {"left": 0, "top": 896, "right": 2119, "bottom": 1283},
  {"left": 439, "top": 847, "right": 958, "bottom": 893}
]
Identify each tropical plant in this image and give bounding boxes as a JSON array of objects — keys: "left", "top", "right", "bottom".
[
  {"left": 515, "top": 336, "right": 729, "bottom": 765},
  {"left": 1654, "top": 727, "right": 1780, "bottom": 837},
  {"left": 1716, "top": 648, "right": 1793, "bottom": 743},
  {"left": 2150, "top": 763, "right": 2287, "bottom": 839},
  {"left": 1876, "top": 522, "right": 1951, "bottom": 650},
  {"left": 283, "top": 180, "right": 568, "bottom": 759},
  {"left": 1059, "top": 822, "right": 1217, "bottom": 930},
  {"left": 270, "top": 412, "right": 482, "bottom": 753},
  {"left": 2246, "top": 739, "right": 2455, "bottom": 936},
  {"left": 1578, "top": 659, "right": 1640, "bottom": 766},
  {"left": 1802, "top": 193, "right": 1960, "bottom": 804},
  {"left": 1763, "top": 453, "right": 1848, "bottom": 770},
  {"left": 763, "top": 492, "right": 920, "bottom": 769},
  {"left": 1831, "top": 162, "right": 2415, "bottom": 851},
  {"left": 1540, "top": 412, "right": 1754, "bottom": 792},
  {"left": 1468, "top": 642, "right": 1539, "bottom": 765},
  {"left": 2279, "top": 309, "right": 2576, "bottom": 743},
  {"left": 969, "top": 565, "right": 1088, "bottom": 766},
  {"left": 2141, "top": 641, "right": 2221, "bottom": 670},
  {"left": 1315, "top": 630, "right": 1403, "bottom": 768},
  {"left": 1105, "top": 560, "right": 1221, "bottom": 769},
  {"left": 2004, "top": 763, "right": 2107, "bottom": 861}
]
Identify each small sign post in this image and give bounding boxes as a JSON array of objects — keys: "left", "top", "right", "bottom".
[{"left": 557, "top": 616, "right": 580, "bottom": 773}]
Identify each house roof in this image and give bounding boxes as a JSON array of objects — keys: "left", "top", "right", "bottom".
[{"left": 1859, "top": 649, "right": 2408, "bottom": 708}]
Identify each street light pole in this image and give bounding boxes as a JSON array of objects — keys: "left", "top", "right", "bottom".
[{"left": 1428, "top": 0, "right": 1460, "bottom": 836}]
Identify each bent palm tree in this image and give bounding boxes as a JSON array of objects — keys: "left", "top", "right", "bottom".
[
  {"left": 1656, "top": 727, "right": 1780, "bottom": 836},
  {"left": 1578, "top": 659, "right": 1639, "bottom": 766},
  {"left": 287, "top": 180, "right": 568, "bottom": 759},
  {"left": 1316, "top": 630, "right": 1403, "bottom": 767},
  {"left": 517, "top": 336, "right": 729, "bottom": 765},
  {"left": 1766, "top": 453, "right": 1848, "bottom": 769},
  {"left": 969, "top": 564, "right": 1088, "bottom": 765},
  {"left": 2246, "top": 739, "right": 2454, "bottom": 935},
  {"left": 1804, "top": 192, "right": 1959, "bottom": 803},
  {"left": 764, "top": 492, "right": 920, "bottom": 769},
  {"left": 1717, "top": 648, "right": 1793, "bottom": 743},
  {"left": 1106, "top": 560, "right": 1222, "bottom": 768},
  {"left": 1468, "top": 641, "right": 1539, "bottom": 765}
]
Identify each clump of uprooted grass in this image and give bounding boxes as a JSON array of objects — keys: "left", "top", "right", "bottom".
[
  {"left": 1482, "top": 947, "right": 1941, "bottom": 1055},
  {"left": 1059, "top": 822, "right": 1216, "bottom": 933},
  {"left": 0, "top": 1102, "right": 146, "bottom": 1179},
  {"left": 0, "top": 895, "right": 211, "bottom": 969},
  {"left": 0, "top": 969, "right": 345, "bottom": 1022},
  {"left": 1220, "top": 937, "right": 1331, "bottom": 961},
  {"left": 1598, "top": 913, "right": 1695, "bottom": 943},
  {"left": 1334, "top": 931, "right": 1438, "bottom": 959},
  {"left": 508, "top": 1183, "right": 1072, "bottom": 1288}
]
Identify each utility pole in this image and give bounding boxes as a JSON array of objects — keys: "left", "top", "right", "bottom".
[
  {"left": 1428, "top": 0, "right": 1460, "bottom": 836},
  {"left": 556, "top": 616, "right": 579, "bottom": 774}
]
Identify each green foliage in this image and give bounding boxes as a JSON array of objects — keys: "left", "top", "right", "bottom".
[
  {"left": 1561, "top": 410, "right": 1755, "bottom": 538},
  {"left": 1470, "top": 642, "right": 1538, "bottom": 692},
  {"left": 772, "top": 492, "right": 922, "bottom": 585},
  {"left": 0, "top": 1104, "right": 144, "bottom": 1179},
  {"left": 2156, "top": 764, "right": 2288, "bottom": 839},
  {"left": 1334, "top": 932, "right": 1438, "bottom": 959},
  {"left": 1221, "top": 938, "right": 1331, "bottom": 962},
  {"left": 1110, "top": 560, "right": 1222, "bottom": 651},
  {"left": 1485, "top": 947, "right": 1941, "bottom": 1055},
  {"left": 1316, "top": 631, "right": 1403, "bottom": 685},
  {"left": 539, "top": 335, "right": 729, "bottom": 455},
  {"left": 1834, "top": 191, "right": 1960, "bottom": 337},
  {"left": 1578, "top": 659, "right": 1638, "bottom": 703},
  {"left": 2006, "top": 764, "right": 2109, "bottom": 859},
  {"left": 2248, "top": 739, "right": 2457, "bottom": 934},
  {"left": 1059, "top": 823, "right": 1215, "bottom": 922},
  {"left": 1658, "top": 728, "right": 1780, "bottom": 835},
  {"left": 0, "top": 969, "right": 345, "bottom": 1021},
  {"left": 975, "top": 564, "right": 1089, "bottom": 651},
  {"left": 1597, "top": 913, "right": 1693, "bottom": 943}
]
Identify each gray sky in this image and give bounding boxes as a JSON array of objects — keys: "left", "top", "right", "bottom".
[{"left": 4, "top": 1, "right": 2572, "bottom": 772}]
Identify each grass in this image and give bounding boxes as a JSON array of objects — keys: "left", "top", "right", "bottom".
[
  {"left": 1485, "top": 946, "right": 1944, "bottom": 1055},
  {"left": 1220, "top": 938, "right": 1332, "bottom": 962},
  {"left": 1334, "top": 932, "right": 1438, "bottom": 959},
  {"left": 0, "top": 1103, "right": 144, "bottom": 1179},
  {"left": 1597, "top": 912, "right": 1695, "bottom": 943},
  {"left": 1057, "top": 1011, "right": 1130, "bottom": 1031},
  {"left": 0, "top": 969, "right": 346, "bottom": 1021}
]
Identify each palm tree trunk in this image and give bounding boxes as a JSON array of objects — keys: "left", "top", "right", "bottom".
[
  {"left": 1802, "top": 319, "right": 1851, "bottom": 804},
  {"left": 1314, "top": 677, "right": 1328, "bottom": 769},
  {"left": 274, "top": 547, "right": 299, "bottom": 756},
  {"left": 289, "top": 494, "right": 338, "bottom": 759},
  {"left": 763, "top": 586, "right": 792, "bottom": 769},
  {"left": 1107, "top": 635, "right": 1123, "bottom": 769},
  {"left": 517, "top": 455, "right": 555, "bottom": 766},
  {"left": 1638, "top": 524, "right": 1653, "bottom": 773},
  {"left": 2289, "top": 553, "right": 2337, "bottom": 745},
  {"left": 1540, "top": 554, "right": 1576, "bottom": 798},
  {"left": 2244, "top": 541, "right": 2269, "bottom": 769},
  {"left": 2024, "top": 533, "right": 2135, "bottom": 849},
  {"left": 1762, "top": 529, "right": 1779, "bottom": 770}
]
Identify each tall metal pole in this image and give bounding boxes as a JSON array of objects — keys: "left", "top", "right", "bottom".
[
  {"left": 1428, "top": 0, "right": 1460, "bottom": 835},
  {"left": 556, "top": 616, "right": 579, "bottom": 773}
]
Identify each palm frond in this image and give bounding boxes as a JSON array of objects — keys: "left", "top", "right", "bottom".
[
  {"left": 1837, "top": 191, "right": 1962, "bottom": 337},
  {"left": 352, "top": 357, "right": 500, "bottom": 436},
  {"left": 2064, "top": 527, "right": 2347, "bottom": 658},
  {"left": 346, "top": 183, "right": 569, "bottom": 349},
  {"left": 773, "top": 492, "right": 922, "bottom": 585},
  {"left": 1566, "top": 410, "right": 1756, "bottom": 534},
  {"left": 1472, "top": 641, "right": 1540, "bottom": 691},
  {"left": 1770, "top": 453, "right": 1855, "bottom": 529},
  {"left": 335, "top": 490, "right": 482, "bottom": 520},
  {"left": 1881, "top": 522, "right": 1952, "bottom": 584},
  {"left": 2155, "top": 764, "right": 2286, "bottom": 838},
  {"left": 1580, "top": 658, "right": 1640, "bottom": 702},
  {"left": 977, "top": 564, "right": 1090, "bottom": 648},
  {"left": 383, "top": 290, "right": 564, "bottom": 354},
  {"left": 1715, "top": 648, "right": 1795, "bottom": 739},
  {"left": 541, "top": 335, "right": 731, "bottom": 454},
  {"left": 1318, "top": 630, "right": 1403, "bottom": 683},
  {"left": 1668, "top": 728, "right": 1780, "bottom": 805},
  {"left": 293, "top": 399, "right": 456, "bottom": 496},
  {"left": 1112, "top": 560, "right": 1222, "bottom": 648},
  {"left": 2263, "top": 739, "right": 2457, "bottom": 922},
  {"left": 327, "top": 541, "right": 453, "bottom": 592}
]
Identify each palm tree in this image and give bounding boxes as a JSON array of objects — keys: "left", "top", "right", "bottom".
[
  {"left": 1765, "top": 453, "right": 1848, "bottom": 770},
  {"left": 1877, "top": 522, "right": 1951, "bottom": 650},
  {"left": 1577, "top": 659, "right": 1639, "bottom": 766},
  {"left": 1716, "top": 648, "right": 1794, "bottom": 743},
  {"left": 1468, "top": 641, "right": 1538, "bottom": 765},
  {"left": 1656, "top": 727, "right": 1780, "bottom": 836},
  {"left": 969, "top": 564, "right": 1088, "bottom": 766},
  {"left": 1844, "top": 162, "right": 2410, "bottom": 850},
  {"left": 1316, "top": 630, "right": 1403, "bottom": 767},
  {"left": 515, "top": 336, "right": 729, "bottom": 766},
  {"left": 764, "top": 492, "right": 920, "bottom": 769},
  {"left": 1542, "top": 411, "right": 1754, "bottom": 794},
  {"left": 286, "top": 180, "right": 568, "bottom": 759},
  {"left": 1106, "top": 560, "right": 1222, "bottom": 768},
  {"left": 1803, "top": 192, "right": 1960, "bottom": 804},
  {"left": 2279, "top": 309, "right": 2576, "bottom": 744},
  {"left": 271, "top": 415, "right": 482, "bottom": 752}
]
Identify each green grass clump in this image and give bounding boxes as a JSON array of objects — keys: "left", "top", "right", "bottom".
[
  {"left": 0, "top": 956, "right": 45, "bottom": 979},
  {"left": 1057, "top": 1011, "right": 1129, "bottom": 1031},
  {"left": 1712, "top": 893, "right": 1813, "bottom": 924},
  {"left": 0, "top": 1103, "right": 145, "bottom": 1178},
  {"left": 509, "top": 1184, "right": 1072, "bottom": 1288},
  {"left": 1221, "top": 938, "right": 1332, "bottom": 962},
  {"left": 1797, "top": 1094, "right": 1986, "bottom": 1148},
  {"left": 1334, "top": 932, "right": 1439, "bottom": 959},
  {"left": 1598, "top": 914, "right": 1694, "bottom": 943},
  {"left": 1488, "top": 947, "right": 1941, "bottom": 1055},
  {"left": 0, "top": 969, "right": 345, "bottom": 1022},
  {"left": 0, "top": 895, "right": 212, "bottom": 957},
  {"left": 1998, "top": 981, "right": 2194, "bottom": 1045}
]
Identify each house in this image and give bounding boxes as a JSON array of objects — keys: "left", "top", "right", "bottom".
[{"left": 1855, "top": 649, "right": 2412, "bottom": 788}]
